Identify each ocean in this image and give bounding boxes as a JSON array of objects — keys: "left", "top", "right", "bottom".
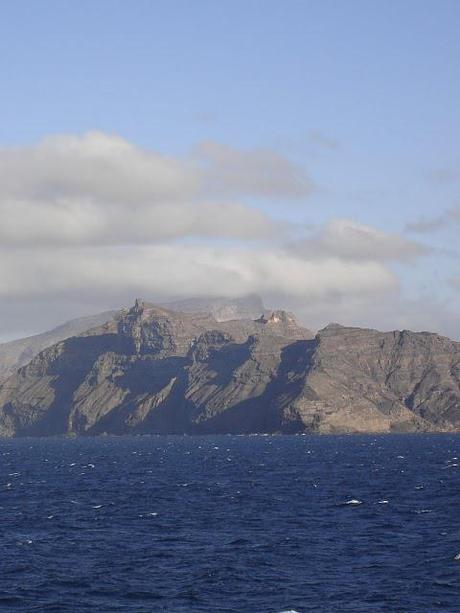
[{"left": 0, "top": 434, "right": 459, "bottom": 612}]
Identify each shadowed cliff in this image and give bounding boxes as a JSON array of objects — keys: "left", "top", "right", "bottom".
[{"left": 0, "top": 301, "right": 459, "bottom": 436}]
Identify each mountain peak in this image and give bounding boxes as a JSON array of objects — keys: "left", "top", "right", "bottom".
[
  {"left": 257, "top": 310, "right": 297, "bottom": 325},
  {"left": 131, "top": 299, "right": 174, "bottom": 319},
  {"left": 1, "top": 300, "right": 460, "bottom": 436}
]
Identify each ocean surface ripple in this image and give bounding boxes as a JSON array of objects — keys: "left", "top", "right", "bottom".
[{"left": 1, "top": 434, "right": 459, "bottom": 612}]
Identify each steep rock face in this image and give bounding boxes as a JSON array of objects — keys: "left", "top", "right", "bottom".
[
  {"left": 1, "top": 305, "right": 459, "bottom": 437},
  {"left": 0, "top": 295, "right": 268, "bottom": 383},
  {"left": 0, "top": 301, "right": 313, "bottom": 436},
  {"left": 287, "top": 325, "right": 460, "bottom": 433}
]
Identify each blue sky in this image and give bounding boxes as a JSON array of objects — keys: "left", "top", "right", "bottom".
[{"left": 0, "top": 1, "right": 459, "bottom": 338}]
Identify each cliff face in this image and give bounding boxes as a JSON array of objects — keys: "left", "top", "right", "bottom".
[
  {"left": 0, "top": 302, "right": 459, "bottom": 437},
  {"left": 286, "top": 324, "right": 460, "bottom": 433},
  {"left": 0, "top": 301, "right": 313, "bottom": 436},
  {"left": 0, "top": 295, "right": 267, "bottom": 384}
]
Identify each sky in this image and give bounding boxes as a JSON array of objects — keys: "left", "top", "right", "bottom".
[{"left": 0, "top": 0, "right": 459, "bottom": 340}]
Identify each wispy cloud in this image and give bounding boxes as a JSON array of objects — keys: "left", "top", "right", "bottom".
[
  {"left": 194, "top": 140, "right": 313, "bottom": 199},
  {"left": 426, "top": 168, "right": 460, "bottom": 185},
  {"left": 405, "top": 207, "right": 460, "bottom": 234},
  {"left": 307, "top": 130, "right": 339, "bottom": 151},
  {"left": 405, "top": 217, "right": 447, "bottom": 234},
  {"left": 291, "top": 219, "right": 429, "bottom": 262}
]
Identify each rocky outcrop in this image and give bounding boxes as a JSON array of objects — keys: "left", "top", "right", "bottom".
[
  {"left": 0, "top": 301, "right": 313, "bottom": 436},
  {"left": 0, "top": 301, "right": 459, "bottom": 437},
  {"left": 0, "top": 295, "right": 268, "bottom": 384},
  {"left": 285, "top": 325, "right": 460, "bottom": 433}
]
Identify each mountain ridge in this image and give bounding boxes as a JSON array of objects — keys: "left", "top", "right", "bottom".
[
  {"left": 0, "top": 310, "right": 118, "bottom": 383},
  {"left": 0, "top": 299, "right": 459, "bottom": 437},
  {"left": 0, "top": 295, "right": 268, "bottom": 383}
]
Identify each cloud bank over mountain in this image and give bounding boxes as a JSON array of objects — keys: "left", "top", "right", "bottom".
[{"left": 0, "top": 131, "right": 455, "bottom": 340}]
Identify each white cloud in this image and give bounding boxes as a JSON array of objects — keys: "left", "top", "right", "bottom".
[
  {"left": 0, "top": 132, "right": 308, "bottom": 246},
  {"left": 0, "top": 132, "right": 436, "bottom": 340},
  {"left": 0, "top": 244, "right": 397, "bottom": 301},
  {"left": 284, "top": 292, "right": 460, "bottom": 340},
  {"left": 194, "top": 141, "right": 312, "bottom": 199},
  {"left": 292, "top": 219, "right": 429, "bottom": 261},
  {"left": 0, "top": 197, "right": 277, "bottom": 245},
  {"left": 0, "top": 132, "right": 197, "bottom": 204}
]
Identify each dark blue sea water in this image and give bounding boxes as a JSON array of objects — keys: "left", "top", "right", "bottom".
[{"left": 1, "top": 434, "right": 460, "bottom": 612}]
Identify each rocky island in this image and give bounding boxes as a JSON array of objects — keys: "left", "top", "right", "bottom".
[{"left": 0, "top": 298, "right": 459, "bottom": 436}]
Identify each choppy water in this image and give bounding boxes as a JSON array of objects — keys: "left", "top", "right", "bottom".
[{"left": 1, "top": 434, "right": 459, "bottom": 612}]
